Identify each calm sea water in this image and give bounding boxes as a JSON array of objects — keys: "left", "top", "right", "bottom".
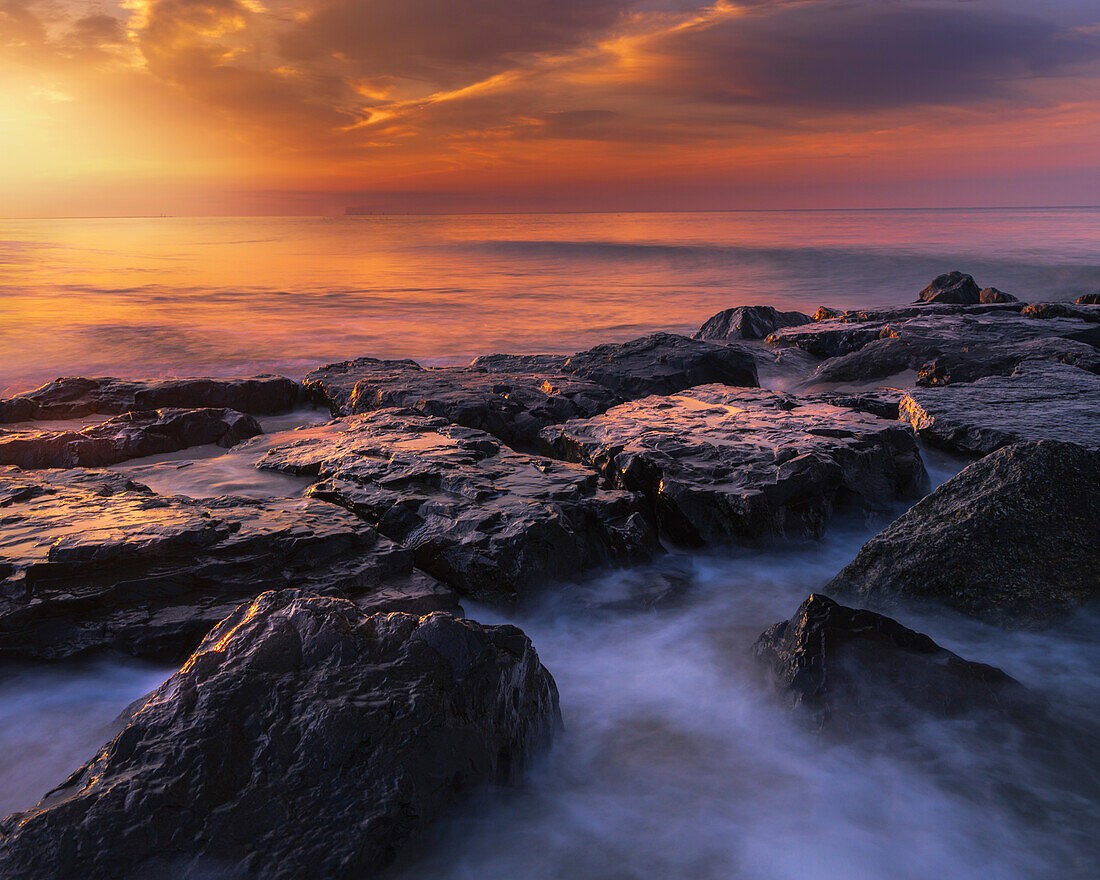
[{"left": 2, "top": 208, "right": 1098, "bottom": 394}]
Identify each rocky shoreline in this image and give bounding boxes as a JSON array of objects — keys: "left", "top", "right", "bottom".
[{"left": 1, "top": 273, "right": 1098, "bottom": 877}]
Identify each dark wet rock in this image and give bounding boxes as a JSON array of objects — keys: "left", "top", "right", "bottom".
[
  {"left": 558, "top": 332, "right": 759, "bottom": 397},
  {"left": 899, "top": 362, "right": 1100, "bottom": 454},
  {"left": 767, "top": 320, "right": 884, "bottom": 359},
  {"left": 979, "top": 286, "right": 1018, "bottom": 303},
  {"left": 1021, "top": 302, "right": 1100, "bottom": 322},
  {"left": 917, "top": 271, "right": 982, "bottom": 304},
  {"left": 1076, "top": 293, "right": 1100, "bottom": 305},
  {"left": 305, "top": 357, "right": 619, "bottom": 449},
  {"left": 810, "top": 389, "right": 904, "bottom": 420},
  {"left": 915, "top": 337, "right": 1100, "bottom": 386},
  {"left": 826, "top": 441, "right": 1100, "bottom": 626},
  {"left": 306, "top": 334, "right": 757, "bottom": 449},
  {"left": 813, "top": 306, "right": 843, "bottom": 321},
  {"left": 0, "top": 375, "right": 301, "bottom": 423},
  {"left": 0, "top": 468, "right": 456, "bottom": 661},
  {"left": 258, "top": 410, "right": 659, "bottom": 602},
  {"left": 754, "top": 594, "right": 1028, "bottom": 729},
  {"left": 809, "top": 337, "right": 914, "bottom": 383},
  {"left": 0, "top": 590, "right": 560, "bottom": 880},
  {"left": 694, "top": 305, "right": 811, "bottom": 342},
  {"left": 0, "top": 408, "right": 262, "bottom": 469},
  {"left": 541, "top": 385, "right": 927, "bottom": 546}
]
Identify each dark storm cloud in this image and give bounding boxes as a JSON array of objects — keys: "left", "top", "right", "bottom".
[{"left": 649, "top": 2, "right": 1100, "bottom": 111}]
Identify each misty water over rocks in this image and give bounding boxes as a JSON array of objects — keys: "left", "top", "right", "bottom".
[{"left": 5, "top": 473, "right": 1098, "bottom": 878}]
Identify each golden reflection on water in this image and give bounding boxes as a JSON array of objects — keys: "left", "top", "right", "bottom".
[{"left": 1, "top": 209, "right": 1096, "bottom": 394}]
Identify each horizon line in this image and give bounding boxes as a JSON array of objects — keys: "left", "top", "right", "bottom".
[{"left": 3, "top": 204, "right": 1099, "bottom": 221}]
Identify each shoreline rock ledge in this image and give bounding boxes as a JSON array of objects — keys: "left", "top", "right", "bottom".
[{"left": 0, "top": 590, "right": 562, "bottom": 880}]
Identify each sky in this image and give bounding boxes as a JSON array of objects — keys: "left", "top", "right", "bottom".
[{"left": 1, "top": 0, "right": 1099, "bottom": 216}]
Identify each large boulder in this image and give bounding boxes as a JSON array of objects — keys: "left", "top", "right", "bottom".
[
  {"left": 694, "top": 305, "right": 811, "bottom": 341},
  {"left": 826, "top": 441, "right": 1100, "bottom": 626},
  {"left": 540, "top": 385, "right": 927, "bottom": 545},
  {"left": 979, "top": 286, "right": 1018, "bottom": 303},
  {"left": 915, "top": 337, "right": 1100, "bottom": 386},
  {"left": 1077, "top": 293, "right": 1100, "bottom": 305},
  {"left": 0, "top": 591, "right": 561, "bottom": 879},
  {"left": 899, "top": 362, "right": 1100, "bottom": 454},
  {"left": 0, "top": 468, "right": 456, "bottom": 661},
  {"left": 258, "top": 410, "right": 659, "bottom": 601},
  {"left": 0, "top": 375, "right": 301, "bottom": 423},
  {"left": 917, "top": 271, "right": 982, "bottom": 304},
  {"left": 305, "top": 357, "right": 620, "bottom": 449},
  {"left": 1022, "top": 302, "right": 1100, "bottom": 322},
  {"left": 754, "top": 594, "right": 1027, "bottom": 730},
  {"left": 0, "top": 408, "right": 262, "bottom": 469}
]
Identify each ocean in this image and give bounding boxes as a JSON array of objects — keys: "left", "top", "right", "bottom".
[{"left": 2, "top": 208, "right": 1098, "bottom": 394}]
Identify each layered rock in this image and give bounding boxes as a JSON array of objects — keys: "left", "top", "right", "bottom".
[
  {"left": 258, "top": 410, "right": 659, "bottom": 601},
  {"left": 1022, "top": 302, "right": 1100, "bottom": 322},
  {"left": 694, "top": 305, "right": 811, "bottom": 341},
  {"left": 0, "top": 375, "right": 301, "bottom": 422},
  {"left": 0, "top": 408, "right": 262, "bottom": 469},
  {"left": 754, "top": 594, "right": 1028, "bottom": 730},
  {"left": 304, "top": 334, "right": 758, "bottom": 447},
  {"left": 979, "top": 286, "right": 1018, "bottom": 303},
  {"left": 0, "top": 590, "right": 560, "bottom": 880},
  {"left": 899, "top": 362, "right": 1100, "bottom": 454},
  {"left": 826, "top": 441, "right": 1100, "bottom": 626},
  {"left": 917, "top": 271, "right": 982, "bottom": 304},
  {"left": 304, "top": 357, "right": 619, "bottom": 449},
  {"left": 540, "top": 385, "right": 927, "bottom": 545},
  {"left": 0, "top": 468, "right": 455, "bottom": 661},
  {"left": 915, "top": 337, "right": 1100, "bottom": 386},
  {"left": 1077, "top": 293, "right": 1100, "bottom": 305}
]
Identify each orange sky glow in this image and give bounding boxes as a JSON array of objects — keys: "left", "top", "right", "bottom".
[{"left": 2, "top": 0, "right": 1099, "bottom": 216}]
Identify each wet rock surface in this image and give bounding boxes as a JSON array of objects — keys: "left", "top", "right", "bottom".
[
  {"left": 541, "top": 385, "right": 927, "bottom": 545},
  {"left": 826, "top": 441, "right": 1100, "bottom": 626},
  {"left": 917, "top": 271, "right": 982, "bottom": 304},
  {"left": 0, "top": 468, "right": 456, "bottom": 661},
  {"left": 694, "top": 305, "right": 811, "bottom": 341},
  {"left": 305, "top": 357, "right": 620, "bottom": 449},
  {"left": 0, "top": 590, "right": 560, "bottom": 880},
  {"left": 0, "top": 375, "right": 301, "bottom": 422},
  {"left": 914, "top": 336, "right": 1100, "bottom": 386},
  {"left": 305, "top": 334, "right": 757, "bottom": 447},
  {"left": 1077, "top": 293, "right": 1100, "bottom": 305},
  {"left": 258, "top": 410, "right": 659, "bottom": 601},
  {"left": 754, "top": 594, "right": 1028, "bottom": 730},
  {"left": 0, "top": 408, "right": 262, "bottom": 469},
  {"left": 1022, "top": 302, "right": 1100, "bottom": 322},
  {"left": 899, "top": 362, "right": 1100, "bottom": 454}
]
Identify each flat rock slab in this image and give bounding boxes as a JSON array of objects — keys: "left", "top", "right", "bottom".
[
  {"left": 0, "top": 375, "right": 301, "bottom": 422},
  {"left": 899, "top": 362, "right": 1100, "bottom": 455},
  {"left": 827, "top": 441, "right": 1100, "bottom": 627},
  {"left": 0, "top": 468, "right": 455, "bottom": 661},
  {"left": 540, "top": 385, "right": 927, "bottom": 545},
  {"left": 754, "top": 594, "right": 1027, "bottom": 731},
  {"left": 258, "top": 410, "right": 660, "bottom": 601},
  {"left": 305, "top": 333, "right": 758, "bottom": 448},
  {"left": 305, "top": 357, "right": 620, "bottom": 448},
  {"left": 0, "top": 408, "right": 262, "bottom": 469},
  {"left": 0, "top": 590, "right": 560, "bottom": 879}
]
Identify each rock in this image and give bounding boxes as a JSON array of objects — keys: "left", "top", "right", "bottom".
[
  {"left": 305, "top": 334, "right": 757, "bottom": 449},
  {"left": 694, "top": 305, "right": 811, "bottom": 341},
  {"left": 1021, "top": 302, "right": 1100, "bottom": 322},
  {"left": 813, "top": 306, "right": 843, "bottom": 321},
  {"left": 258, "top": 410, "right": 659, "bottom": 602},
  {"left": 917, "top": 271, "right": 982, "bottom": 304},
  {"left": 540, "top": 385, "right": 927, "bottom": 545},
  {"left": 810, "top": 389, "right": 904, "bottom": 420},
  {"left": 557, "top": 332, "right": 759, "bottom": 397},
  {"left": 826, "top": 441, "right": 1100, "bottom": 626},
  {"left": 979, "top": 286, "right": 1017, "bottom": 303},
  {"left": 808, "top": 336, "right": 914, "bottom": 384},
  {"left": 305, "top": 357, "right": 620, "bottom": 449},
  {"left": 754, "top": 594, "right": 1028, "bottom": 730},
  {"left": 0, "top": 375, "right": 301, "bottom": 423},
  {"left": 767, "top": 320, "right": 884, "bottom": 359},
  {"left": 0, "top": 468, "right": 456, "bottom": 661},
  {"left": 899, "top": 362, "right": 1100, "bottom": 454},
  {"left": 1076, "top": 293, "right": 1100, "bottom": 305},
  {"left": 915, "top": 337, "right": 1100, "bottom": 386},
  {"left": 0, "top": 590, "right": 561, "bottom": 879},
  {"left": 0, "top": 408, "right": 262, "bottom": 469}
]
